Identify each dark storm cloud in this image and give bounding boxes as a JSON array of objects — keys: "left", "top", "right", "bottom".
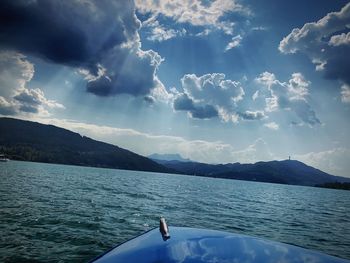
[
  {"left": 0, "top": 1, "right": 131, "bottom": 69},
  {"left": 173, "top": 93, "right": 219, "bottom": 119},
  {"left": 18, "top": 104, "right": 38, "bottom": 113},
  {"left": 0, "top": 0, "right": 162, "bottom": 97},
  {"left": 173, "top": 93, "right": 195, "bottom": 111},
  {"left": 323, "top": 46, "right": 350, "bottom": 84},
  {"left": 0, "top": 1, "right": 88, "bottom": 66},
  {"left": 190, "top": 104, "right": 218, "bottom": 119},
  {"left": 143, "top": 95, "right": 155, "bottom": 104},
  {"left": 14, "top": 91, "right": 41, "bottom": 106}
]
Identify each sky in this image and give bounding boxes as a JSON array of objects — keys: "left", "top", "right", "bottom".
[{"left": 0, "top": 0, "right": 350, "bottom": 177}]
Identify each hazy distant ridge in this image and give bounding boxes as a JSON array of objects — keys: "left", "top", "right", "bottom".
[
  {"left": 148, "top": 153, "right": 191, "bottom": 162},
  {"left": 153, "top": 158, "right": 350, "bottom": 186}
]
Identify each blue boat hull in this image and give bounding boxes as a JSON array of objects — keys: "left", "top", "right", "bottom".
[{"left": 91, "top": 227, "right": 349, "bottom": 263}]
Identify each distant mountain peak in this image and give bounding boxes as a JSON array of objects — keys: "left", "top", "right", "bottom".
[{"left": 148, "top": 153, "right": 191, "bottom": 162}]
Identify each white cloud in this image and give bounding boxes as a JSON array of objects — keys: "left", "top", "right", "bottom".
[
  {"left": 147, "top": 26, "right": 186, "bottom": 42},
  {"left": 251, "top": 26, "right": 268, "bottom": 31},
  {"left": 279, "top": 3, "right": 350, "bottom": 54},
  {"left": 255, "top": 71, "right": 277, "bottom": 87},
  {"left": 196, "top": 29, "right": 212, "bottom": 37},
  {"left": 329, "top": 32, "right": 350, "bottom": 47},
  {"left": 0, "top": 51, "right": 34, "bottom": 98},
  {"left": 216, "top": 21, "right": 236, "bottom": 35},
  {"left": 252, "top": 90, "right": 259, "bottom": 101},
  {"left": 287, "top": 73, "right": 310, "bottom": 100},
  {"left": 135, "top": 0, "right": 251, "bottom": 42},
  {"left": 0, "top": 51, "right": 64, "bottom": 116},
  {"left": 279, "top": 3, "right": 350, "bottom": 86},
  {"left": 182, "top": 73, "right": 244, "bottom": 104},
  {"left": 173, "top": 73, "right": 246, "bottom": 122},
  {"left": 225, "top": 34, "right": 243, "bottom": 51},
  {"left": 256, "top": 72, "right": 320, "bottom": 126},
  {"left": 142, "top": 16, "right": 186, "bottom": 42},
  {"left": 264, "top": 122, "right": 279, "bottom": 130},
  {"left": 135, "top": 0, "right": 248, "bottom": 32},
  {"left": 295, "top": 148, "right": 350, "bottom": 177},
  {"left": 341, "top": 84, "right": 350, "bottom": 103},
  {"left": 14, "top": 88, "right": 64, "bottom": 113}
]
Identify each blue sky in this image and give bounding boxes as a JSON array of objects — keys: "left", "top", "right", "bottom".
[{"left": 0, "top": 0, "right": 350, "bottom": 177}]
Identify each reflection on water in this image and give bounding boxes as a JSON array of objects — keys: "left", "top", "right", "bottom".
[
  {"left": 94, "top": 228, "right": 348, "bottom": 263},
  {"left": 0, "top": 161, "right": 349, "bottom": 262}
]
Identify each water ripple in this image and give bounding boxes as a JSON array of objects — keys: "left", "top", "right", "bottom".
[{"left": 0, "top": 161, "right": 350, "bottom": 262}]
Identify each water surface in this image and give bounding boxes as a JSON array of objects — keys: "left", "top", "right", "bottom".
[{"left": 0, "top": 161, "right": 349, "bottom": 262}]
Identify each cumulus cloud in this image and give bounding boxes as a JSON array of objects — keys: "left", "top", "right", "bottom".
[
  {"left": 0, "top": 96, "right": 17, "bottom": 116},
  {"left": 329, "top": 32, "right": 350, "bottom": 47},
  {"left": 14, "top": 88, "right": 64, "bottom": 114},
  {"left": 173, "top": 73, "right": 246, "bottom": 122},
  {"left": 256, "top": 72, "right": 320, "bottom": 126},
  {"left": 295, "top": 148, "right": 350, "bottom": 177},
  {"left": 136, "top": 0, "right": 252, "bottom": 48},
  {"left": 173, "top": 93, "right": 219, "bottom": 119},
  {"left": 279, "top": 3, "right": 350, "bottom": 87},
  {"left": 135, "top": 0, "right": 248, "bottom": 33},
  {"left": 0, "top": 0, "right": 164, "bottom": 98},
  {"left": 0, "top": 51, "right": 33, "bottom": 97},
  {"left": 0, "top": 51, "right": 64, "bottom": 116}
]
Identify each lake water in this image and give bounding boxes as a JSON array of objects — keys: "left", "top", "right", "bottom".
[{"left": 0, "top": 161, "right": 349, "bottom": 262}]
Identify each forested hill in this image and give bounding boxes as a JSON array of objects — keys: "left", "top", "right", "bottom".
[
  {"left": 152, "top": 158, "right": 350, "bottom": 186},
  {"left": 0, "top": 117, "right": 172, "bottom": 173}
]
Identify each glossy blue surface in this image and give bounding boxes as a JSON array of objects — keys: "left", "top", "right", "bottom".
[{"left": 91, "top": 227, "right": 350, "bottom": 263}]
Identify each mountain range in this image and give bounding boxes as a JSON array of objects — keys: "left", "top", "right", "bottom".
[
  {"left": 150, "top": 158, "right": 350, "bottom": 186},
  {"left": 148, "top": 153, "right": 191, "bottom": 162},
  {"left": 1, "top": 117, "right": 349, "bottom": 186}
]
